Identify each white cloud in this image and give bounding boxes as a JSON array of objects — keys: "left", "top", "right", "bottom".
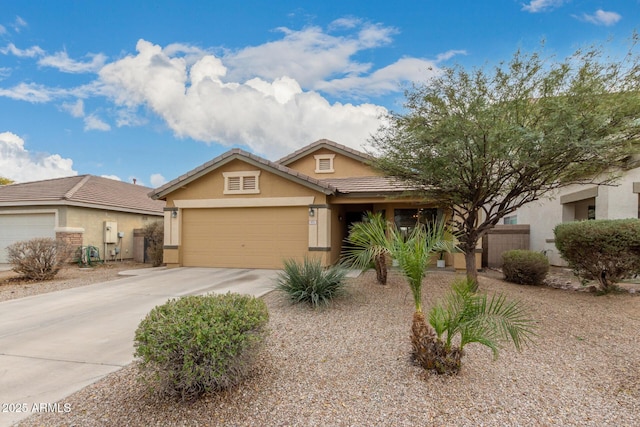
[
  {"left": 522, "top": 0, "right": 564, "bottom": 13},
  {"left": 12, "top": 16, "right": 27, "bottom": 33},
  {"left": 0, "top": 82, "right": 64, "bottom": 102},
  {"left": 84, "top": 114, "right": 111, "bottom": 131},
  {"left": 576, "top": 10, "right": 622, "bottom": 26},
  {"left": 223, "top": 23, "right": 397, "bottom": 89},
  {"left": 0, "top": 132, "right": 77, "bottom": 182},
  {"left": 61, "top": 99, "right": 85, "bottom": 118},
  {"left": 39, "top": 51, "right": 107, "bottom": 73},
  {"left": 150, "top": 173, "right": 166, "bottom": 187},
  {"left": 0, "top": 43, "right": 45, "bottom": 58},
  {"left": 0, "top": 24, "right": 6, "bottom": 35},
  {"left": 99, "top": 39, "right": 387, "bottom": 158},
  {"left": 1, "top": 21, "right": 450, "bottom": 157},
  {"left": 316, "top": 54, "right": 462, "bottom": 98}
]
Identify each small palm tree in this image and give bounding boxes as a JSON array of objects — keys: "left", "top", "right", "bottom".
[
  {"left": 343, "top": 215, "right": 535, "bottom": 374},
  {"left": 426, "top": 278, "right": 537, "bottom": 374},
  {"left": 344, "top": 216, "right": 458, "bottom": 369},
  {"left": 343, "top": 212, "right": 391, "bottom": 285}
]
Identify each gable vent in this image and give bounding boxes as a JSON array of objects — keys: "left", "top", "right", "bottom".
[
  {"left": 227, "top": 176, "right": 241, "bottom": 191},
  {"left": 314, "top": 154, "right": 335, "bottom": 173},
  {"left": 318, "top": 158, "right": 332, "bottom": 171},
  {"left": 243, "top": 176, "right": 257, "bottom": 190}
]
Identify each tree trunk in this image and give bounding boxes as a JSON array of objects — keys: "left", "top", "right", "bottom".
[
  {"left": 411, "top": 311, "right": 463, "bottom": 374},
  {"left": 465, "top": 249, "right": 478, "bottom": 290},
  {"left": 374, "top": 253, "right": 388, "bottom": 285}
]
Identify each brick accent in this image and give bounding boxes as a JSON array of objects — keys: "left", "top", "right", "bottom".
[{"left": 56, "top": 231, "right": 84, "bottom": 263}]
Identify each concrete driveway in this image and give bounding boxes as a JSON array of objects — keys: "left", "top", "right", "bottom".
[{"left": 0, "top": 267, "right": 279, "bottom": 427}]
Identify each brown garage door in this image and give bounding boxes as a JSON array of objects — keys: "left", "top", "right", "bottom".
[{"left": 181, "top": 206, "right": 309, "bottom": 268}]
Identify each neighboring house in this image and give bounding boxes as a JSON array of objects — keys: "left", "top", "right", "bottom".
[
  {"left": 0, "top": 175, "right": 165, "bottom": 263},
  {"left": 150, "top": 139, "right": 480, "bottom": 269},
  {"left": 509, "top": 166, "right": 640, "bottom": 266}
]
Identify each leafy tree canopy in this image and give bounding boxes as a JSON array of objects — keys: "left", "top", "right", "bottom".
[{"left": 370, "top": 34, "right": 640, "bottom": 283}]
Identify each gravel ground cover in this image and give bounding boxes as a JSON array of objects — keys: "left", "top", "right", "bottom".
[
  {"left": 0, "top": 261, "right": 150, "bottom": 302},
  {"left": 11, "top": 268, "right": 640, "bottom": 427}
]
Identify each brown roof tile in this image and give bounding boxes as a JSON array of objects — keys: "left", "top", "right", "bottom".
[
  {"left": 0, "top": 175, "right": 165, "bottom": 214},
  {"left": 276, "top": 138, "right": 372, "bottom": 166},
  {"left": 321, "top": 176, "right": 415, "bottom": 195}
]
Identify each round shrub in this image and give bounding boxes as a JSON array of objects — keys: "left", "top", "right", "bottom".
[
  {"left": 134, "top": 293, "right": 269, "bottom": 401},
  {"left": 275, "top": 257, "right": 348, "bottom": 307},
  {"left": 554, "top": 219, "right": 640, "bottom": 292},
  {"left": 502, "top": 249, "right": 549, "bottom": 285},
  {"left": 7, "top": 237, "right": 71, "bottom": 280}
]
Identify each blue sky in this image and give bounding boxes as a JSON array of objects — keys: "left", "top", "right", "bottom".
[{"left": 0, "top": 0, "right": 637, "bottom": 187}]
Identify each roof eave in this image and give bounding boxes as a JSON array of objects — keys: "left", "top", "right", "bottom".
[
  {"left": 150, "top": 151, "right": 336, "bottom": 199},
  {"left": 0, "top": 200, "right": 164, "bottom": 216}
]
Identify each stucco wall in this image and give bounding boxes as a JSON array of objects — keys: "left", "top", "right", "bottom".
[
  {"left": 284, "top": 148, "right": 379, "bottom": 179},
  {"left": 514, "top": 167, "right": 640, "bottom": 265},
  {"left": 65, "top": 206, "right": 162, "bottom": 261},
  {"left": 165, "top": 159, "right": 329, "bottom": 207}
]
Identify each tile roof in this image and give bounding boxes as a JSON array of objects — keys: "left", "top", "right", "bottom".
[
  {"left": 150, "top": 148, "right": 338, "bottom": 200},
  {"left": 0, "top": 175, "right": 165, "bottom": 214},
  {"left": 320, "top": 176, "right": 416, "bottom": 196},
  {"left": 149, "top": 140, "right": 416, "bottom": 200},
  {"left": 276, "top": 138, "right": 373, "bottom": 165}
]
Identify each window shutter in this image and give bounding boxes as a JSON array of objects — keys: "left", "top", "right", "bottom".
[
  {"left": 227, "top": 176, "right": 241, "bottom": 191},
  {"left": 243, "top": 176, "right": 256, "bottom": 190}
]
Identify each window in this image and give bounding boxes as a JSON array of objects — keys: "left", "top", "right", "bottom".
[
  {"left": 503, "top": 215, "right": 517, "bottom": 225},
  {"left": 394, "top": 208, "right": 439, "bottom": 237},
  {"left": 314, "top": 154, "right": 335, "bottom": 173},
  {"left": 223, "top": 171, "right": 260, "bottom": 194}
]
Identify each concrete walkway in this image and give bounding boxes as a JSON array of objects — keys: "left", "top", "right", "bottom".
[{"left": 0, "top": 267, "right": 279, "bottom": 426}]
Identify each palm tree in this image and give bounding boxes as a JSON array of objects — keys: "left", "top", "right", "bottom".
[
  {"left": 343, "top": 215, "right": 535, "bottom": 374},
  {"left": 344, "top": 216, "right": 457, "bottom": 367},
  {"left": 426, "top": 278, "right": 537, "bottom": 374},
  {"left": 384, "top": 220, "right": 459, "bottom": 372},
  {"left": 343, "top": 212, "right": 391, "bottom": 285}
]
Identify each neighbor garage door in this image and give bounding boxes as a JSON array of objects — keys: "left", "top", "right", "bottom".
[
  {"left": 0, "top": 213, "right": 56, "bottom": 263},
  {"left": 181, "top": 207, "right": 308, "bottom": 268}
]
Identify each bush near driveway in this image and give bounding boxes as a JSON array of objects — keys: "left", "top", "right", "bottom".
[
  {"left": 6, "top": 237, "right": 71, "bottom": 280},
  {"left": 134, "top": 293, "right": 269, "bottom": 401}
]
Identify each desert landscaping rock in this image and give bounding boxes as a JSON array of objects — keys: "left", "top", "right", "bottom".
[{"left": 5, "top": 268, "right": 639, "bottom": 426}]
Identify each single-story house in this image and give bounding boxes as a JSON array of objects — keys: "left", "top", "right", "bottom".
[
  {"left": 150, "top": 139, "right": 480, "bottom": 269},
  {"left": 509, "top": 166, "right": 640, "bottom": 266},
  {"left": 0, "top": 175, "right": 165, "bottom": 263}
]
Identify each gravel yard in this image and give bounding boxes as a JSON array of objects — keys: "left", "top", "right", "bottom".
[
  {"left": 0, "top": 261, "right": 151, "bottom": 302},
  {"left": 7, "top": 266, "right": 640, "bottom": 427}
]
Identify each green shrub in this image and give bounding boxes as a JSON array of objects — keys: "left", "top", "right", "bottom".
[
  {"left": 6, "top": 237, "right": 71, "bottom": 280},
  {"left": 134, "top": 293, "right": 269, "bottom": 401},
  {"left": 502, "top": 249, "right": 549, "bottom": 286},
  {"left": 554, "top": 219, "right": 640, "bottom": 292},
  {"left": 143, "top": 221, "right": 164, "bottom": 267},
  {"left": 275, "top": 257, "right": 348, "bottom": 307}
]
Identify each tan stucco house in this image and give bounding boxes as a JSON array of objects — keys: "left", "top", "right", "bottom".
[
  {"left": 0, "top": 175, "right": 165, "bottom": 263},
  {"left": 151, "top": 139, "right": 477, "bottom": 269}
]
